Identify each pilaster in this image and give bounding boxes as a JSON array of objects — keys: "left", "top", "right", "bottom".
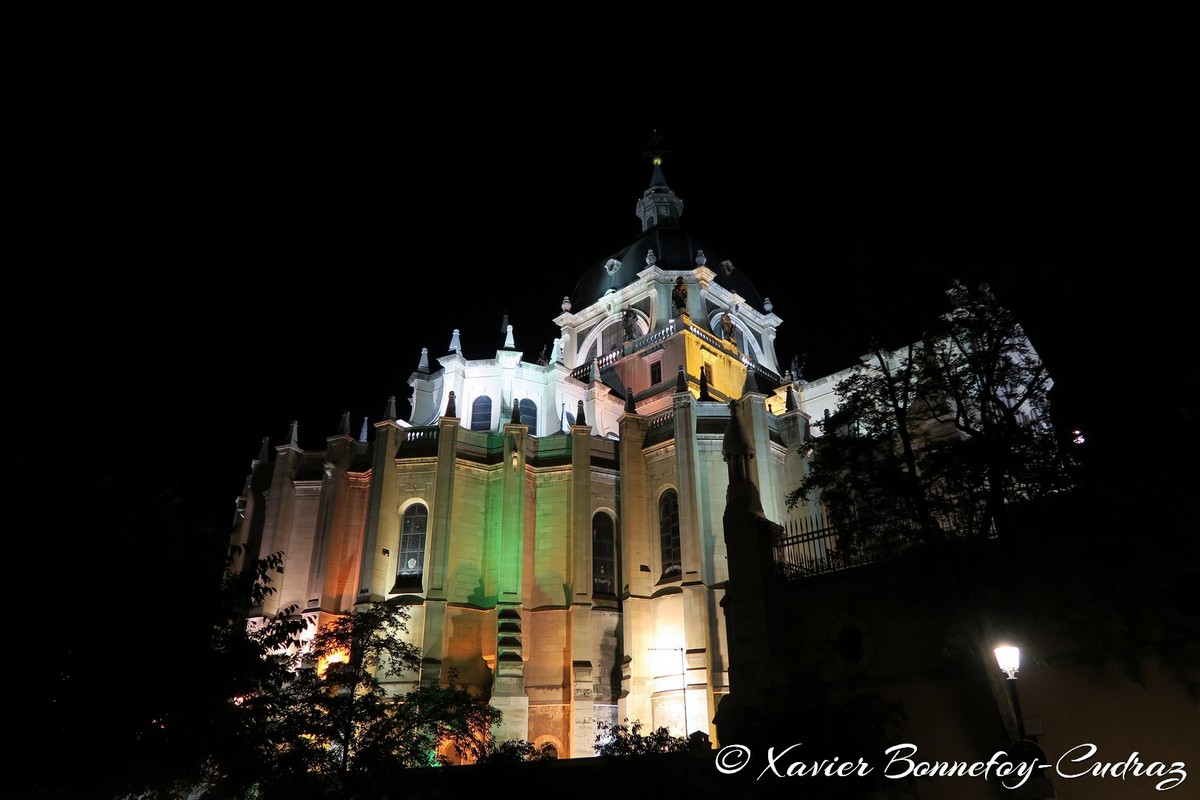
[
  {"left": 259, "top": 440, "right": 302, "bottom": 617},
  {"left": 492, "top": 606, "right": 529, "bottom": 741},
  {"left": 571, "top": 660, "right": 595, "bottom": 757},
  {"left": 358, "top": 419, "right": 402, "bottom": 603},
  {"left": 570, "top": 423, "right": 592, "bottom": 603},
  {"left": 229, "top": 448, "right": 273, "bottom": 579},
  {"left": 617, "top": 410, "right": 650, "bottom": 597},
  {"left": 492, "top": 422, "right": 529, "bottom": 742},
  {"left": 420, "top": 602, "right": 446, "bottom": 685},
  {"left": 427, "top": 415, "right": 460, "bottom": 600},
  {"left": 499, "top": 423, "right": 526, "bottom": 602},
  {"left": 672, "top": 391, "right": 702, "bottom": 581}
]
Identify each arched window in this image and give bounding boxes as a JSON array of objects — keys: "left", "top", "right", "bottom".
[
  {"left": 391, "top": 504, "right": 428, "bottom": 593},
  {"left": 580, "top": 315, "right": 634, "bottom": 369},
  {"left": 592, "top": 512, "right": 615, "bottom": 596},
  {"left": 600, "top": 318, "right": 625, "bottom": 355},
  {"left": 659, "top": 490, "right": 681, "bottom": 579},
  {"left": 519, "top": 398, "right": 537, "bottom": 436},
  {"left": 471, "top": 396, "right": 492, "bottom": 431}
]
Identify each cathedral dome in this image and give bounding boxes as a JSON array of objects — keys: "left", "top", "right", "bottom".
[
  {"left": 569, "top": 226, "right": 765, "bottom": 313},
  {"left": 568, "top": 158, "right": 765, "bottom": 314}
]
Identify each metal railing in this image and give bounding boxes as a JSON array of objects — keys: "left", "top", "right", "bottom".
[
  {"left": 773, "top": 509, "right": 918, "bottom": 578},
  {"left": 774, "top": 497, "right": 997, "bottom": 579}
]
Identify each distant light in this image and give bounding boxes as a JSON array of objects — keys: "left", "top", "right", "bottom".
[
  {"left": 319, "top": 650, "right": 349, "bottom": 677},
  {"left": 994, "top": 644, "right": 1020, "bottom": 678},
  {"left": 1072, "top": 429, "right": 1086, "bottom": 445}
]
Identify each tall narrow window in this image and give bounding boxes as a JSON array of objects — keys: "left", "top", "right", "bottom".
[
  {"left": 519, "top": 398, "right": 538, "bottom": 436},
  {"left": 593, "top": 512, "right": 615, "bottom": 596},
  {"left": 659, "top": 490, "right": 681, "bottom": 579},
  {"left": 471, "top": 396, "right": 492, "bottom": 431},
  {"left": 391, "top": 504, "right": 428, "bottom": 592}
]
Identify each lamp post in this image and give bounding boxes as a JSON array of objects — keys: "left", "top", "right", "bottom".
[{"left": 994, "top": 644, "right": 1026, "bottom": 740}]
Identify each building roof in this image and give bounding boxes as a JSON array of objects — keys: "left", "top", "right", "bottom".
[{"left": 567, "top": 162, "right": 765, "bottom": 312}]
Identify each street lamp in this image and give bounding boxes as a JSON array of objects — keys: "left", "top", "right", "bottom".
[{"left": 993, "top": 644, "right": 1026, "bottom": 740}]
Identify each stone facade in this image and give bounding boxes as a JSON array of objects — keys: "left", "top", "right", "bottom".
[{"left": 228, "top": 159, "right": 830, "bottom": 755}]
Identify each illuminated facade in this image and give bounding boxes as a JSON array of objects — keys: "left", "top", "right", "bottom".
[{"left": 229, "top": 159, "right": 831, "bottom": 757}]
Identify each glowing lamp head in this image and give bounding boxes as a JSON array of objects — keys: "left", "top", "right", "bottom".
[
  {"left": 994, "top": 645, "right": 1020, "bottom": 679},
  {"left": 318, "top": 649, "right": 350, "bottom": 677}
]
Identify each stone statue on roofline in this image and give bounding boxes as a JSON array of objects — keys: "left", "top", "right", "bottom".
[
  {"left": 791, "top": 353, "right": 806, "bottom": 383},
  {"left": 721, "top": 311, "right": 736, "bottom": 342},
  {"left": 672, "top": 277, "right": 689, "bottom": 316}
]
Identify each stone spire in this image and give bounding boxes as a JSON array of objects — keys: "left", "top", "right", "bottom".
[
  {"left": 287, "top": 420, "right": 299, "bottom": 448},
  {"left": 418, "top": 347, "right": 431, "bottom": 373},
  {"left": 576, "top": 399, "right": 587, "bottom": 428},
  {"left": 445, "top": 391, "right": 457, "bottom": 419},
  {"left": 742, "top": 363, "right": 761, "bottom": 395},
  {"left": 385, "top": 396, "right": 398, "bottom": 421},
  {"left": 699, "top": 365, "right": 713, "bottom": 401},
  {"left": 512, "top": 398, "right": 522, "bottom": 425},
  {"left": 448, "top": 329, "right": 462, "bottom": 353},
  {"left": 624, "top": 387, "right": 636, "bottom": 413},
  {"left": 358, "top": 417, "right": 369, "bottom": 442},
  {"left": 504, "top": 324, "right": 516, "bottom": 350},
  {"left": 337, "top": 411, "right": 351, "bottom": 437},
  {"left": 636, "top": 130, "right": 683, "bottom": 232},
  {"left": 675, "top": 364, "right": 688, "bottom": 393},
  {"left": 256, "top": 436, "right": 270, "bottom": 462}
]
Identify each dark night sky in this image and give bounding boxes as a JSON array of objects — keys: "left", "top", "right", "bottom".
[{"left": 15, "top": 50, "right": 1194, "bottom": 623}]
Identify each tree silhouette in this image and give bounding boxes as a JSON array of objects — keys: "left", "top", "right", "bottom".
[{"left": 786, "top": 280, "right": 1196, "bottom": 702}]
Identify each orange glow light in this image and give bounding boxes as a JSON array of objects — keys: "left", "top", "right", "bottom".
[{"left": 318, "top": 649, "right": 350, "bottom": 676}]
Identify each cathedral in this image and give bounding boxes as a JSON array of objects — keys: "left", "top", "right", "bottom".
[{"left": 228, "top": 155, "right": 842, "bottom": 759}]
